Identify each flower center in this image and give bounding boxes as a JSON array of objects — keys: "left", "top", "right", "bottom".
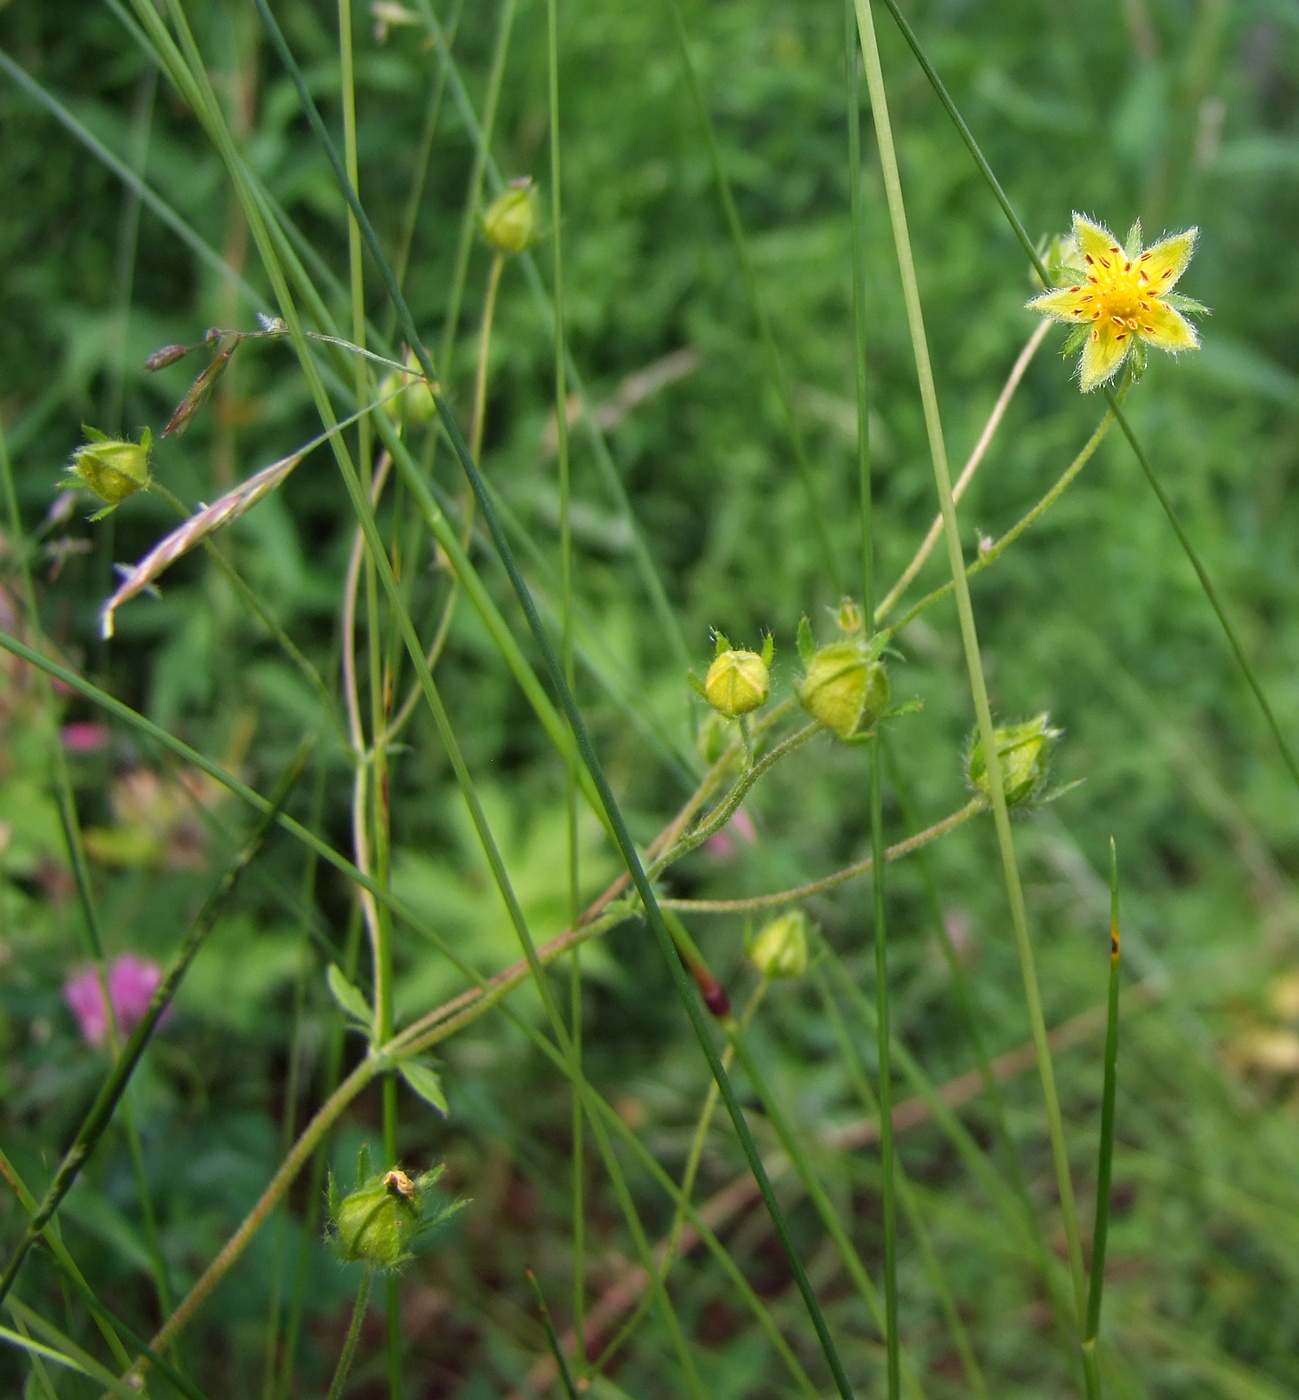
[{"left": 1082, "top": 241, "right": 1154, "bottom": 330}]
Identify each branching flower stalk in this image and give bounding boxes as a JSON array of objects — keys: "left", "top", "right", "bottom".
[
  {"left": 874, "top": 318, "right": 1049, "bottom": 622},
  {"left": 886, "top": 383, "right": 1128, "bottom": 637}
]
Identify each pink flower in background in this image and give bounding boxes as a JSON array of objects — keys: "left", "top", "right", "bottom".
[
  {"left": 705, "top": 807, "right": 759, "bottom": 863},
  {"left": 63, "top": 953, "right": 163, "bottom": 1047},
  {"left": 60, "top": 722, "right": 111, "bottom": 753}
]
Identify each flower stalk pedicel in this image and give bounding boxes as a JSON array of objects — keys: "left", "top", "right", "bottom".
[{"left": 1027, "top": 213, "right": 1206, "bottom": 392}]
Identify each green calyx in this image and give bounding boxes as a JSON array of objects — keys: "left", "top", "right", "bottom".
[
  {"left": 703, "top": 630, "right": 773, "bottom": 717},
  {"left": 65, "top": 426, "right": 153, "bottom": 520},
  {"left": 482, "top": 177, "right": 539, "bottom": 255},
  {"left": 747, "top": 910, "right": 810, "bottom": 980},
  {"left": 966, "top": 713, "right": 1062, "bottom": 809},
  {"left": 328, "top": 1149, "right": 464, "bottom": 1272}
]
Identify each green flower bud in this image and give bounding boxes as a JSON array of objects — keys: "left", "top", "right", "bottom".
[
  {"left": 379, "top": 347, "right": 439, "bottom": 427},
  {"left": 705, "top": 648, "right": 769, "bottom": 717},
  {"left": 966, "top": 713, "right": 1061, "bottom": 809},
  {"left": 482, "top": 178, "right": 539, "bottom": 255},
  {"left": 748, "top": 910, "right": 809, "bottom": 980},
  {"left": 329, "top": 1161, "right": 462, "bottom": 1272},
  {"left": 66, "top": 428, "right": 152, "bottom": 520},
  {"left": 331, "top": 1169, "right": 424, "bottom": 1270},
  {"left": 799, "top": 642, "right": 889, "bottom": 740}
]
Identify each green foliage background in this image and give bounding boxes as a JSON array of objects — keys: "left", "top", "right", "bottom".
[{"left": 3, "top": 0, "right": 1299, "bottom": 1395}]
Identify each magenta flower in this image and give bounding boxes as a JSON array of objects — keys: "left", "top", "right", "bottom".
[
  {"left": 60, "top": 722, "right": 111, "bottom": 754},
  {"left": 63, "top": 953, "right": 163, "bottom": 1047}
]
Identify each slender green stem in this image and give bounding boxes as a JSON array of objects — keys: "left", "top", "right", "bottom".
[
  {"left": 325, "top": 1267, "right": 373, "bottom": 1400},
  {"left": 721, "top": 1019, "right": 923, "bottom": 1398},
  {"left": 0, "top": 1148, "right": 135, "bottom": 1375},
  {"left": 1082, "top": 841, "right": 1124, "bottom": 1394},
  {"left": 847, "top": 6, "right": 898, "bottom": 1389},
  {"left": 875, "top": 322, "right": 1049, "bottom": 623},
  {"left": 661, "top": 797, "right": 982, "bottom": 914},
  {"left": 526, "top": 1270, "right": 581, "bottom": 1400},
  {"left": 412, "top": 0, "right": 690, "bottom": 671},
  {"left": 545, "top": 0, "right": 586, "bottom": 1364},
  {"left": 852, "top": 0, "right": 1089, "bottom": 1351},
  {"left": 648, "top": 722, "right": 819, "bottom": 875},
  {"left": 819, "top": 971, "right": 990, "bottom": 1400},
  {"left": 593, "top": 979, "right": 768, "bottom": 1374}
]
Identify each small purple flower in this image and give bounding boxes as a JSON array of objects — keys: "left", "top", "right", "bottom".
[{"left": 63, "top": 953, "right": 163, "bottom": 1047}]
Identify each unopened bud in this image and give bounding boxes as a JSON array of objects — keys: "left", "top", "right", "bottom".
[
  {"left": 483, "top": 178, "right": 539, "bottom": 255},
  {"left": 966, "top": 713, "right": 1061, "bottom": 809},
  {"left": 380, "top": 347, "right": 439, "bottom": 427},
  {"left": 799, "top": 642, "right": 889, "bottom": 740},
  {"left": 748, "top": 910, "right": 809, "bottom": 980},
  {"left": 705, "top": 648, "right": 769, "bottom": 717},
  {"left": 329, "top": 1161, "right": 459, "bottom": 1271},
  {"left": 65, "top": 428, "right": 152, "bottom": 521}
]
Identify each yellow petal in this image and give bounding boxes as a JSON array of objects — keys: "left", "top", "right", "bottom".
[
  {"left": 1078, "top": 320, "right": 1130, "bottom": 392},
  {"left": 1072, "top": 213, "right": 1123, "bottom": 270},
  {"left": 1136, "top": 300, "right": 1199, "bottom": 352},
  {"left": 1135, "top": 228, "right": 1197, "bottom": 293},
  {"left": 1026, "top": 286, "right": 1094, "bottom": 322}
]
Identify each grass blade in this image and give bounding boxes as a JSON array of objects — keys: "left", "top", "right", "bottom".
[{"left": 249, "top": 3, "right": 858, "bottom": 1390}]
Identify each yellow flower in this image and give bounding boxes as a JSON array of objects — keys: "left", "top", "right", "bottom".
[{"left": 1027, "top": 213, "right": 1204, "bottom": 392}]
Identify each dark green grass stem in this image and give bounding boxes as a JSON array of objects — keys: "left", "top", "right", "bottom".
[
  {"left": 874, "top": 0, "right": 1299, "bottom": 795},
  {"left": 251, "top": 5, "right": 856, "bottom": 1393},
  {"left": 0, "top": 1149, "right": 135, "bottom": 1378},
  {"left": 852, "top": 0, "right": 1089, "bottom": 1345},
  {"left": 1083, "top": 842, "right": 1123, "bottom": 1389},
  {"left": 847, "top": 4, "right": 900, "bottom": 1392},
  {"left": 664, "top": 0, "right": 839, "bottom": 590},
  {"left": 721, "top": 1018, "right": 921, "bottom": 1399},
  {"left": 0, "top": 744, "right": 310, "bottom": 1315},
  {"left": 546, "top": 0, "right": 585, "bottom": 1361},
  {"left": 35, "top": 1255, "right": 212, "bottom": 1400},
  {"left": 526, "top": 1270, "right": 581, "bottom": 1400},
  {"left": 818, "top": 970, "right": 989, "bottom": 1400}
]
